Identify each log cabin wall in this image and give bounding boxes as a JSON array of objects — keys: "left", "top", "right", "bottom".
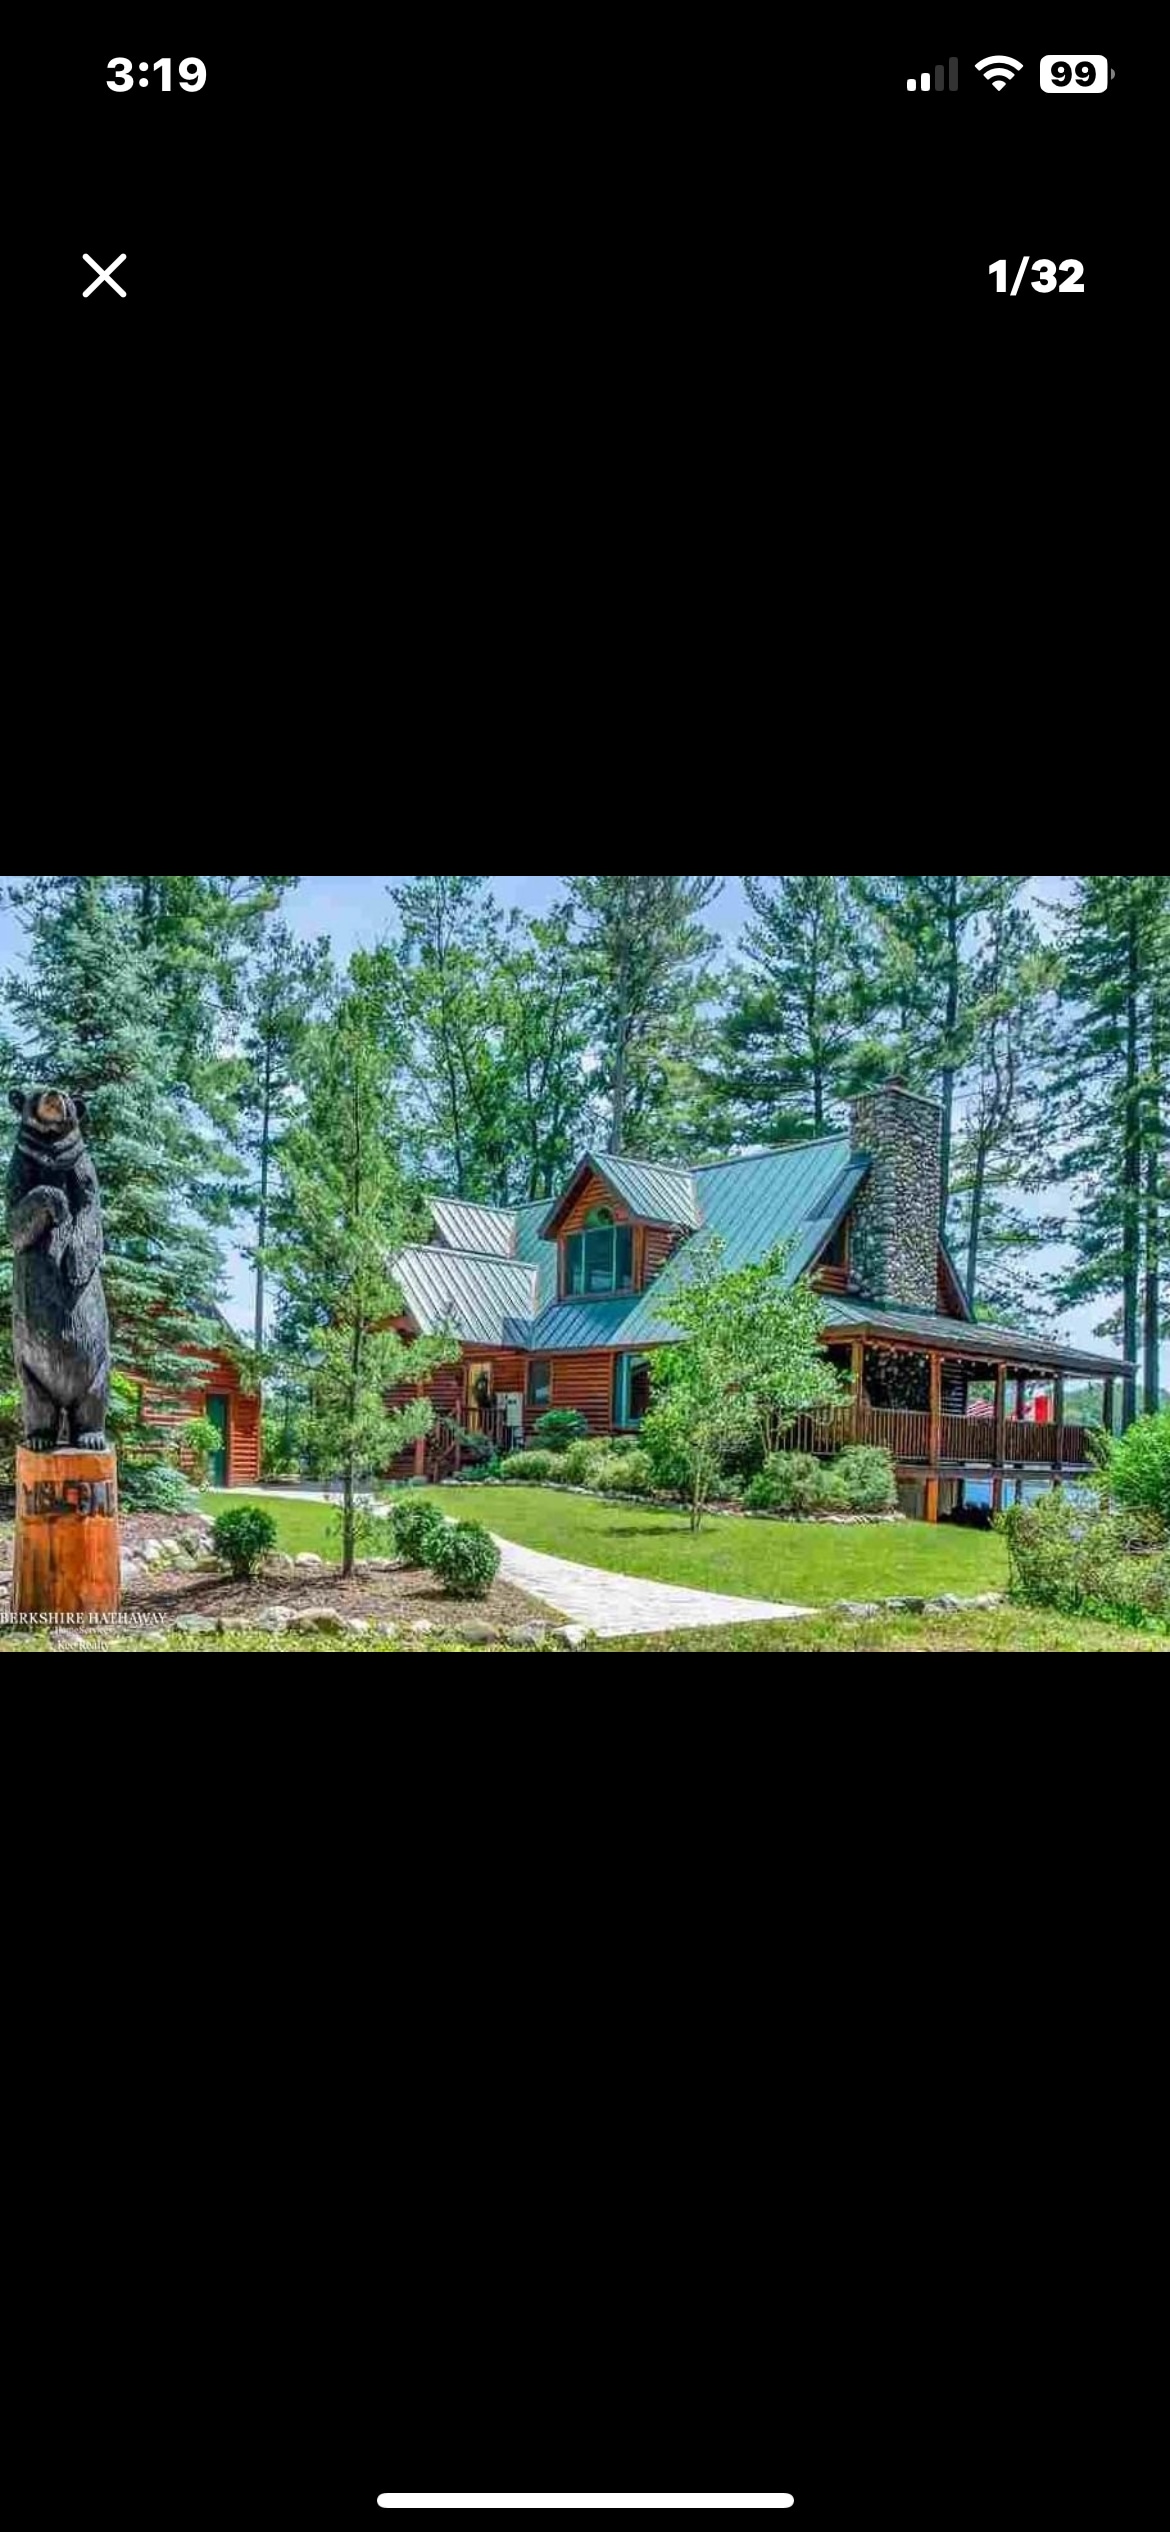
[
  {"left": 643, "top": 1224, "right": 686, "bottom": 1281},
  {"left": 139, "top": 1346, "right": 261, "bottom": 1487},
  {"left": 546, "top": 1352, "right": 615, "bottom": 1433},
  {"left": 557, "top": 1172, "right": 636, "bottom": 1239}
]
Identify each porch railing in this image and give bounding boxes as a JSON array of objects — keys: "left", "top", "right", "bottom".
[{"left": 775, "top": 1407, "right": 1092, "bottom": 1466}]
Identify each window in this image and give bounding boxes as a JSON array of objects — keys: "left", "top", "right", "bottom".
[
  {"left": 614, "top": 1354, "right": 652, "bottom": 1428},
  {"left": 527, "top": 1357, "right": 552, "bottom": 1409},
  {"left": 565, "top": 1222, "right": 634, "bottom": 1297},
  {"left": 585, "top": 1204, "right": 614, "bottom": 1228}
]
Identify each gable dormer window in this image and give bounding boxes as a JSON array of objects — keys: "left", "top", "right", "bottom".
[{"left": 565, "top": 1211, "right": 635, "bottom": 1297}]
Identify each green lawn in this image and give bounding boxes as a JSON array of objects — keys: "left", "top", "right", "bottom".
[
  {"left": 198, "top": 1492, "right": 344, "bottom": 1554},
  {"left": 429, "top": 1484, "right": 1010, "bottom": 1599},
  {"left": 595, "top": 1607, "right": 1163, "bottom": 1654}
]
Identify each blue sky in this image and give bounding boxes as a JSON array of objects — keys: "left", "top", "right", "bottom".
[{"left": 0, "top": 877, "right": 1157, "bottom": 1371}]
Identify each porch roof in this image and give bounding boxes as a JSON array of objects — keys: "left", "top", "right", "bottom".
[
  {"left": 820, "top": 1298, "right": 1133, "bottom": 1380},
  {"left": 394, "top": 1245, "right": 539, "bottom": 1346}
]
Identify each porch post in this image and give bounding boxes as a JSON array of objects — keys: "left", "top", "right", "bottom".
[
  {"left": 1103, "top": 1376, "right": 1115, "bottom": 1439},
  {"left": 1054, "top": 1372, "right": 1065, "bottom": 1477},
  {"left": 994, "top": 1361, "right": 1007, "bottom": 1472},
  {"left": 929, "top": 1351, "right": 942, "bottom": 1470},
  {"left": 850, "top": 1340, "right": 864, "bottom": 1442},
  {"left": 414, "top": 1379, "right": 428, "bottom": 1479},
  {"left": 1015, "top": 1373, "right": 1027, "bottom": 1420}
]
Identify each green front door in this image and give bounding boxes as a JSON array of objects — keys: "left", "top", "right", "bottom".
[{"left": 207, "top": 1394, "right": 229, "bottom": 1487}]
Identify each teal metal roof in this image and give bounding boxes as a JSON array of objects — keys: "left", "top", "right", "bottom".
[
  {"left": 537, "top": 1153, "right": 702, "bottom": 1234},
  {"left": 394, "top": 1246, "right": 537, "bottom": 1345},
  {"left": 512, "top": 1199, "right": 559, "bottom": 1308},
  {"left": 431, "top": 1198, "right": 515, "bottom": 1257},
  {"left": 529, "top": 1139, "right": 868, "bottom": 1352},
  {"left": 820, "top": 1298, "right": 1130, "bottom": 1379}
]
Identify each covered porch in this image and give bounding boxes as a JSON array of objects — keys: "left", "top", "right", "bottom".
[{"left": 781, "top": 1308, "right": 1131, "bottom": 1521}]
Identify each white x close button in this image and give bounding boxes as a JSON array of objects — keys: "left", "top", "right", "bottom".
[{"left": 83, "top": 254, "right": 127, "bottom": 297}]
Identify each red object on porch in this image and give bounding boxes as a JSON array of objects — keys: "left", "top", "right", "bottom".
[{"left": 1031, "top": 1394, "right": 1050, "bottom": 1423}]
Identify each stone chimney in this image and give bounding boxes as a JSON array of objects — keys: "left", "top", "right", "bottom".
[{"left": 849, "top": 1080, "right": 942, "bottom": 1310}]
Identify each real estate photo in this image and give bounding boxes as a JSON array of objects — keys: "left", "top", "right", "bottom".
[{"left": 1, "top": 875, "right": 1166, "bottom": 1655}]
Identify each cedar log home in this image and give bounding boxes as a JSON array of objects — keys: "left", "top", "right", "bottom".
[
  {"left": 138, "top": 1334, "right": 261, "bottom": 1488},
  {"left": 387, "top": 1081, "right": 1132, "bottom": 1520}
]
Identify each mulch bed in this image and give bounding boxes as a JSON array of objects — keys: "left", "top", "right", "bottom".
[{"left": 123, "top": 1560, "right": 547, "bottom": 1629}]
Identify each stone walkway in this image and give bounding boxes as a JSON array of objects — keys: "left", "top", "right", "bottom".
[
  {"left": 489, "top": 1535, "right": 812, "bottom": 1639},
  {"left": 208, "top": 1488, "right": 814, "bottom": 1639}
]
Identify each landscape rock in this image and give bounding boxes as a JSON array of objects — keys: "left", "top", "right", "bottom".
[
  {"left": 173, "top": 1614, "right": 219, "bottom": 1635},
  {"left": 265, "top": 1552, "right": 296, "bottom": 1573},
  {"left": 883, "top": 1596, "right": 926, "bottom": 1614},
  {"left": 345, "top": 1617, "right": 372, "bottom": 1637},
  {"left": 555, "top": 1624, "right": 589, "bottom": 1649},
  {"left": 833, "top": 1600, "right": 882, "bottom": 1619},
  {"left": 454, "top": 1621, "right": 500, "bottom": 1645},
  {"left": 294, "top": 1553, "right": 323, "bottom": 1570},
  {"left": 506, "top": 1623, "right": 552, "bottom": 1646},
  {"left": 254, "top": 1605, "right": 295, "bottom": 1632},
  {"left": 409, "top": 1619, "right": 436, "bottom": 1637},
  {"left": 923, "top": 1594, "right": 964, "bottom": 1615},
  {"left": 288, "top": 1606, "right": 347, "bottom": 1634},
  {"left": 48, "top": 1630, "right": 90, "bottom": 1651},
  {"left": 965, "top": 1592, "right": 1005, "bottom": 1610},
  {"left": 141, "top": 1541, "right": 164, "bottom": 1564}
]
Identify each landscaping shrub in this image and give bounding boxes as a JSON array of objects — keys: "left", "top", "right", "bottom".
[
  {"left": 390, "top": 1497, "right": 449, "bottom": 1567},
  {"left": 999, "top": 1491, "right": 1169, "bottom": 1632},
  {"left": 833, "top": 1445, "right": 898, "bottom": 1512},
  {"left": 590, "top": 1449, "right": 655, "bottom": 1495},
  {"left": 561, "top": 1438, "right": 607, "bottom": 1487},
  {"left": 500, "top": 1450, "right": 559, "bottom": 1484},
  {"left": 428, "top": 1518, "right": 500, "bottom": 1599},
  {"left": 1108, "top": 1409, "right": 1170, "bottom": 1524},
  {"left": 213, "top": 1505, "right": 278, "bottom": 1578},
  {"left": 532, "top": 1409, "right": 590, "bottom": 1453},
  {"left": 120, "top": 1461, "right": 202, "bottom": 1515},
  {"left": 743, "top": 1452, "right": 827, "bottom": 1514},
  {"left": 179, "top": 1415, "right": 222, "bottom": 1486},
  {"left": 606, "top": 1434, "right": 640, "bottom": 1458}
]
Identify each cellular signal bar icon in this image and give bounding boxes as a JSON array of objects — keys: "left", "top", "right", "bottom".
[{"left": 907, "top": 60, "right": 958, "bottom": 90}]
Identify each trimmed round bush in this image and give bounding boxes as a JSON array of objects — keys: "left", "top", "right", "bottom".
[
  {"left": 1109, "top": 1409, "right": 1170, "bottom": 1523},
  {"left": 390, "top": 1497, "right": 449, "bottom": 1567},
  {"left": 591, "top": 1448, "right": 654, "bottom": 1495},
  {"left": 532, "top": 1408, "right": 590, "bottom": 1453},
  {"left": 833, "top": 1445, "right": 898, "bottom": 1512},
  {"left": 560, "top": 1438, "right": 606, "bottom": 1487},
  {"left": 120, "top": 1460, "right": 203, "bottom": 1515},
  {"left": 213, "top": 1505, "right": 279, "bottom": 1577},
  {"left": 744, "top": 1452, "right": 826, "bottom": 1514},
  {"left": 428, "top": 1518, "right": 500, "bottom": 1599},
  {"left": 500, "top": 1450, "right": 559, "bottom": 1484}
]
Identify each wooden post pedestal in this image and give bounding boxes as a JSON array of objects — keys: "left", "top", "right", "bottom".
[{"left": 11, "top": 1449, "right": 121, "bottom": 1618}]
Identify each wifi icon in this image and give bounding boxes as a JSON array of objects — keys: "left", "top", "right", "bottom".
[{"left": 975, "top": 55, "right": 1023, "bottom": 89}]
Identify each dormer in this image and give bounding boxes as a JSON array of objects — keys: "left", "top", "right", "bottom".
[{"left": 538, "top": 1156, "right": 700, "bottom": 1302}]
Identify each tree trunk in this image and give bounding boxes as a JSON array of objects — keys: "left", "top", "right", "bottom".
[
  {"left": 610, "top": 946, "right": 630, "bottom": 1156},
  {"left": 342, "top": 1459, "right": 355, "bottom": 1578},
  {"left": 938, "top": 877, "right": 960, "bottom": 1232},
  {"left": 1122, "top": 900, "right": 1141, "bottom": 1427},
  {"left": 965, "top": 1134, "right": 988, "bottom": 1311},
  {"left": 1143, "top": 974, "right": 1162, "bottom": 1416},
  {"left": 254, "top": 1035, "right": 274, "bottom": 1356}
]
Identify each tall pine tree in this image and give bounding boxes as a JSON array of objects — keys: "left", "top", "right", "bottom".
[
  {"left": 235, "top": 923, "right": 333, "bottom": 1354},
  {"left": 563, "top": 876, "right": 720, "bottom": 1155},
  {"left": 853, "top": 875, "right": 1010, "bottom": 1227},
  {"left": 4, "top": 876, "right": 226, "bottom": 1391},
  {"left": 271, "top": 982, "right": 459, "bottom": 1573},
  {"left": 718, "top": 876, "right": 880, "bottom": 1141},
  {"left": 1046, "top": 874, "right": 1168, "bottom": 1425}
]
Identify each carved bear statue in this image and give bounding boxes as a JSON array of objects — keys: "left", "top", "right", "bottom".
[{"left": 6, "top": 1088, "right": 111, "bottom": 1452}]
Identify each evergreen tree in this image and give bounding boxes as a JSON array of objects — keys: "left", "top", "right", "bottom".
[
  {"left": 383, "top": 876, "right": 511, "bottom": 1198},
  {"left": 3, "top": 876, "right": 225, "bottom": 1391},
  {"left": 1046, "top": 875, "right": 1168, "bottom": 1426},
  {"left": 854, "top": 875, "right": 1010, "bottom": 1226},
  {"left": 236, "top": 923, "right": 333, "bottom": 1353},
  {"left": 563, "top": 876, "right": 720, "bottom": 1155},
  {"left": 492, "top": 910, "right": 595, "bottom": 1197},
  {"left": 947, "top": 891, "right": 1059, "bottom": 1312},
  {"left": 271, "top": 983, "right": 459, "bottom": 1574},
  {"left": 718, "top": 875, "right": 881, "bottom": 1141}
]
